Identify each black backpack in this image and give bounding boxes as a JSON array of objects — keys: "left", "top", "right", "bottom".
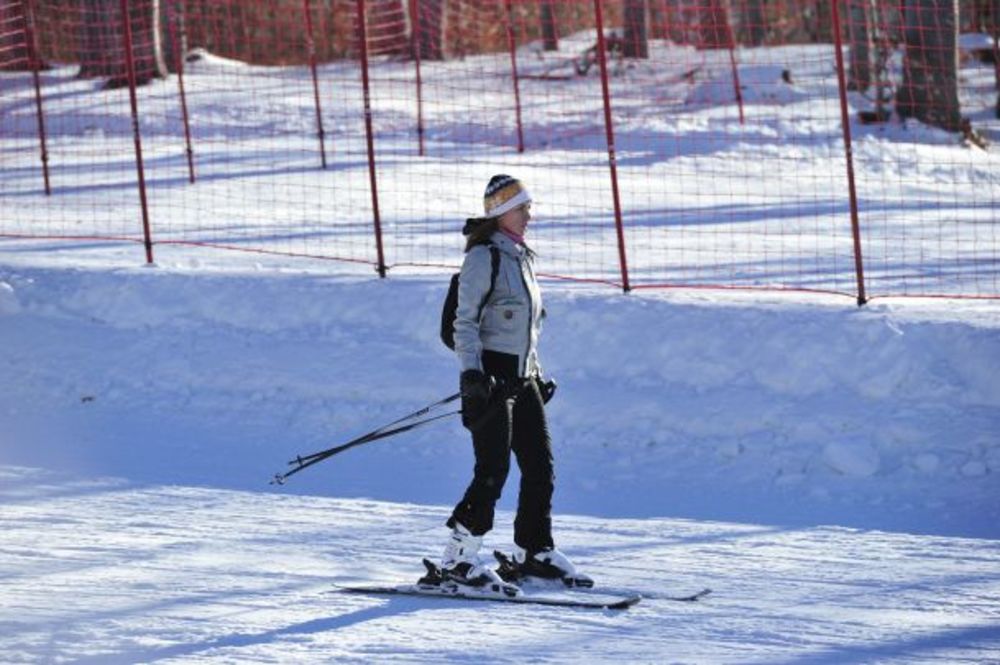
[{"left": 440, "top": 245, "right": 501, "bottom": 350}]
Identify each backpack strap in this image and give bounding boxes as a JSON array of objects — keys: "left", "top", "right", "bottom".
[{"left": 476, "top": 244, "right": 502, "bottom": 321}]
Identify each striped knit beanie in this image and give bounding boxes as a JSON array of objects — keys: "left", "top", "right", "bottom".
[{"left": 483, "top": 174, "right": 531, "bottom": 218}]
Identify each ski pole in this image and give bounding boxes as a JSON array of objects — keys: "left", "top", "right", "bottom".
[
  {"left": 271, "top": 392, "right": 461, "bottom": 485},
  {"left": 271, "top": 378, "right": 534, "bottom": 486},
  {"left": 293, "top": 392, "right": 460, "bottom": 467}
]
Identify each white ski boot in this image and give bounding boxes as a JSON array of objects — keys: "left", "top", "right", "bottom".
[
  {"left": 438, "top": 523, "right": 521, "bottom": 597},
  {"left": 511, "top": 546, "right": 594, "bottom": 588}
]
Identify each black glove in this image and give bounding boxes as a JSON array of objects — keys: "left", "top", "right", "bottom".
[
  {"left": 538, "top": 377, "right": 557, "bottom": 405},
  {"left": 460, "top": 369, "right": 492, "bottom": 431}
]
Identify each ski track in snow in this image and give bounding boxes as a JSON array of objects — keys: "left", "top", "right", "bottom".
[{"left": 1, "top": 466, "right": 998, "bottom": 665}]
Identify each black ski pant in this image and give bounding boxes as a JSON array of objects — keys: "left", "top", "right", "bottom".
[{"left": 448, "top": 351, "right": 555, "bottom": 554}]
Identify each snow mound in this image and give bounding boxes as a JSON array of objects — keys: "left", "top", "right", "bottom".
[
  {"left": 959, "top": 32, "right": 996, "bottom": 53},
  {"left": 910, "top": 453, "right": 940, "bottom": 474},
  {"left": 1, "top": 267, "right": 997, "bottom": 538},
  {"left": 0, "top": 281, "right": 20, "bottom": 315},
  {"left": 686, "top": 65, "right": 808, "bottom": 106},
  {"left": 823, "top": 441, "right": 881, "bottom": 477}
]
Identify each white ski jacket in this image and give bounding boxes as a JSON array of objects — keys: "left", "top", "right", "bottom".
[{"left": 453, "top": 231, "right": 544, "bottom": 378}]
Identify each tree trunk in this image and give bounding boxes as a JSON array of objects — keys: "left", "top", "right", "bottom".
[
  {"left": 123, "top": 0, "right": 168, "bottom": 85},
  {"left": 878, "top": 0, "right": 904, "bottom": 44},
  {"left": 990, "top": 0, "right": 999, "bottom": 117},
  {"left": 958, "top": 0, "right": 976, "bottom": 29},
  {"left": 540, "top": 0, "right": 558, "bottom": 51},
  {"left": 415, "top": 0, "right": 444, "bottom": 59},
  {"left": 77, "top": 0, "right": 167, "bottom": 85},
  {"left": 623, "top": 0, "right": 648, "bottom": 58},
  {"left": 738, "top": 0, "right": 766, "bottom": 46},
  {"left": 657, "top": 0, "right": 686, "bottom": 44},
  {"left": 807, "top": 0, "right": 834, "bottom": 42},
  {"left": 698, "top": 0, "right": 731, "bottom": 49},
  {"left": 896, "top": 0, "right": 962, "bottom": 131},
  {"left": 78, "top": 0, "right": 118, "bottom": 78},
  {"left": 647, "top": 0, "right": 666, "bottom": 40},
  {"left": 847, "top": 0, "right": 874, "bottom": 91},
  {"left": 160, "top": 0, "right": 186, "bottom": 74}
]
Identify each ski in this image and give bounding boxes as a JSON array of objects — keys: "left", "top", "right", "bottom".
[
  {"left": 492, "top": 550, "right": 711, "bottom": 603},
  {"left": 638, "top": 587, "right": 712, "bottom": 603},
  {"left": 513, "top": 578, "right": 711, "bottom": 603},
  {"left": 335, "top": 583, "right": 642, "bottom": 610},
  {"left": 604, "top": 587, "right": 712, "bottom": 603}
]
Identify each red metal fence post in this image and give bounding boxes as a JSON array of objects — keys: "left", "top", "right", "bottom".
[
  {"left": 503, "top": 0, "right": 525, "bottom": 153},
  {"left": 830, "top": 0, "right": 867, "bottom": 305},
  {"left": 164, "top": 0, "right": 196, "bottom": 183},
  {"left": 356, "top": 0, "right": 387, "bottom": 277},
  {"left": 119, "top": 0, "right": 155, "bottom": 264},
  {"left": 302, "top": 0, "right": 328, "bottom": 168},
  {"left": 24, "top": 3, "right": 51, "bottom": 195},
  {"left": 592, "top": 0, "right": 630, "bottom": 292},
  {"left": 408, "top": 0, "right": 425, "bottom": 156}
]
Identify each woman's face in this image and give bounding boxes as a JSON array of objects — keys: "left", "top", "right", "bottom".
[{"left": 498, "top": 203, "right": 531, "bottom": 236}]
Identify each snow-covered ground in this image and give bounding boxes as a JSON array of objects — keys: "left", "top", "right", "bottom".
[
  {"left": 0, "top": 264, "right": 998, "bottom": 536},
  {"left": 3, "top": 465, "right": 999, "bottom": 664},
  {"left": 2, "top": 34, "right": 1000, "bottom": 664},
  {"left": 1, "top": 263, "right": 998, "bottom": 663}
]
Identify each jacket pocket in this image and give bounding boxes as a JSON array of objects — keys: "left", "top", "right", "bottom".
[{"left": 484, "top": 296, "right": 526, "bottom": 334}]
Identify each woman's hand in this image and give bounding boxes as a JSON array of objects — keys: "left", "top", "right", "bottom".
[
  {"left": 539, "top": 377, "right": 557, "bottom": 404},
  {"left": 460, "top": 369, "right": 492, "bottom": 430}
]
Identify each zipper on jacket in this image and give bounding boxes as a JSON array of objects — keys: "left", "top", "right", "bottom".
[{"left": 518, "top": 253, "right": 534, "bottom": 378}]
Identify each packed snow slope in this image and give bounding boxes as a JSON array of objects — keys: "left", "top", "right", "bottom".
[
  {"left": 1, "top": 259, "right": 1000, "bottom": 663},
  {"left": 2, "top": 465, "right": 999, "bottom": 664}
]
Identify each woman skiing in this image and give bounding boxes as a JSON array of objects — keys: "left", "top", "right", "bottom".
[{"left": 440, "top": 174, "right": 591, "bottom": 593}]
